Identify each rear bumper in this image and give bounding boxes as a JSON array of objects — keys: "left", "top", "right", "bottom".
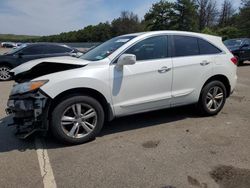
[
  {"left": 230, "top": 74, "right": 237, "bottom": 95},
  {"left": 6, "top": 90, "right": 50, "bottom": 138}
]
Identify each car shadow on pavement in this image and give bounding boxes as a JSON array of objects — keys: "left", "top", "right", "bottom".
[
  {"left": 100, "top": 105, "right": 197, "bottom": 136},
  {"left": 0, "top": 116, "right": 37, "bottom": 153},
  {"left": 0, "top": 105, "right": 199, "bottom": 152}
]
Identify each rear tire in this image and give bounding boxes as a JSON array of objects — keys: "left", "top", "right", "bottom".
[
  {"left": 197, "top": 81, "right": 226, "bottom": 116},
  {"left": 51, "top": 95, "right": 104, "bottom": 144}
]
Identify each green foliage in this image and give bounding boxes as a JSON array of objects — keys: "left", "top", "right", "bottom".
[
  {"left": 201, "top": 27, "right": 218, "bottom": 35},
  {"left": 174, "top": 0, "right": 199, "bottom": 31},
  {"left": 111, "top": 11, "right": 144, "bottom": 36},
  {"left": 235, "top": 0, "right": 250, "bottom": 37},
  {"left": 144, "top": 0, "right": 176, "bottom": 30},
  {"left": 217, "top": 26, "right": 240, "bottom": 40},
  {"left": 0, "top": 34, "right": 40, "bottom": 42}
]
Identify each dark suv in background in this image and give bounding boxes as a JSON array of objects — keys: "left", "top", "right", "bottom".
[
  {"left": 0, "top": 43, "right": 82, "bottom": 81},
  {"left": 224, "top": 38, "right": 250, "bottom": 66}
]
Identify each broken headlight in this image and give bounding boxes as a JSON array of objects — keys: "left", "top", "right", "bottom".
[{"left": 11, "top": 80, "right": 49, "bottom": 95}]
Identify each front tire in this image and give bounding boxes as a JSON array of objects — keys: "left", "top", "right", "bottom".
[
  {"left": 197, "top": 81, "right": 226, "bottom": 116},
  {"left": 0, "top": 65, "right": 12, "bottom": 81},
  {"left": 51, "top": 95, "right": 104, "bottom": 144}
]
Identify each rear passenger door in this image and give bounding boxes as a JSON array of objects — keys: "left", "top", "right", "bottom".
[{"left": 171, "top": 35, "right": 221, "bottom": 106}]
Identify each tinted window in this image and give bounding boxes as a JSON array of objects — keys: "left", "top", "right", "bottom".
[
  {"left": 125, "top": 36, "right": 168, "bottom": 61},
  {"left": 244, "top": 39, "right": 250, "bottom": 46},
  {"left": 21, "top": 45, "right": 44, "bottom": 55},
  {"left": 173, "top": 36, "right": 199, "bottom": 57},
  {"left": 43, "top": 45, "right": 72, "bottom": 54},
  {"left": 198, "top": 39, "right": 221, "bottom": 54},
  {"left": 224, "top": 39, "right": 243, "bottom": 47}
]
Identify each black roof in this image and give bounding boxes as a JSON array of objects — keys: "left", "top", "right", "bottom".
[{"left": 26, "top": 42, "right": 73, "bottom": 48}]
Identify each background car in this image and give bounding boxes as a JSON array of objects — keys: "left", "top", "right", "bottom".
[
  {"left": 224, "top": 38, "right": 250, "bottom": 66},
  {"left": 0, "top": 43, "right": 82, "bottom": 81},
  {"left": 1, "top": 42, "right": 16, "bottom": 48}
]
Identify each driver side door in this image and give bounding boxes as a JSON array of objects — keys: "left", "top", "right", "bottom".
[
  {"left": 109, "top": 35, "right": 173, "bottom": 116},
  {"left": 16, "top": 45, "right": 46, "bottom": 64}
]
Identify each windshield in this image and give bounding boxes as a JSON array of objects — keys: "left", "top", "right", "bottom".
[
  {"left": 80, "top": 35, "right": 136, "bottom": 61},
  {"left": 224, "top": 39, "right": 243, "bottom": 47},
  {"left": 5, "top": 44, "right": 28, "bottom": 54}
]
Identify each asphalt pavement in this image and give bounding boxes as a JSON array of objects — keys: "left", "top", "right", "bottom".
[{"left": 0, "top": 63, "right": 250, "bottom": 188}]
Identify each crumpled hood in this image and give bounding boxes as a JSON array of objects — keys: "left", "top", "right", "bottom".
[
  {"left": 11, "top": 56, "right": 90, "bottom": 83},
  {"left": 12, "top": 56, "right": 89, "bottom": 75}
]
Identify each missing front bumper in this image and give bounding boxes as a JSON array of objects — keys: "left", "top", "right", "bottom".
[{"left": 6, "top": 90, "right": 50, "bottom": 139}]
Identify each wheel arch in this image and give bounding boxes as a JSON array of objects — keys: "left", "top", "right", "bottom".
[
  {"left": 0, "top": 61, "right": 13, "bottom": 69},
  {"left": 48, "top": 87, "right": 114, "bottom": 122},
  {"left": 202, "top": 74, "right": 231, "bottom": 98}
]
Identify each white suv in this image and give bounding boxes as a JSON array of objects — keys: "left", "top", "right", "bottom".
[{"left": 7, "top": 31, "right": 237, "bottom": 144}]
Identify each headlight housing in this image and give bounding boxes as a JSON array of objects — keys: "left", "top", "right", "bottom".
[{"left": 11, "top": 80, "right": 49, "bottom": 95}]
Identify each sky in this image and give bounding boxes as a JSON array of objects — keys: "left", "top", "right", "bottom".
[{"left": 0, "top": 0, "right": 242, "bottom": 36}]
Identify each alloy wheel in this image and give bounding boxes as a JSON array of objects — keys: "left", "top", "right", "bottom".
[
  {"left": 0, "top": 66, "right": 11, "bottom": 81},
  {"left": 61, "top": 103, "right": 97, "bottom": 138},
  {"left": 206, "top": 86, "right": 224, "bottom": 112}
]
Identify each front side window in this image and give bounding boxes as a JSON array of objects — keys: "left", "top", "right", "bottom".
[
  {"left": 125, "top": 36, "right": 168, "bottom": 61},
  {"left": 173, "top": 36, "right": 199, "bottom": 57},
  {"left": 80, "top": 35, "right": 136, "bottom": 61},
  {"left": 198, "top": 39, "right": 221, "bottom": 55}
]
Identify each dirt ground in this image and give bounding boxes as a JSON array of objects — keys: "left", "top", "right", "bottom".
[{"left": 0, "top": 47, "right": 250, "bottom": 187}]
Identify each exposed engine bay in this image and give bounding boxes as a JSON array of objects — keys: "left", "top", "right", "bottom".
[{"left": 13, "top": 61, "right": 85, "bottom": 83}]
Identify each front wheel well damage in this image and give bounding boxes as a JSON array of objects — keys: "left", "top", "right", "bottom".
[
  {"left": 202, "top": 75, "right": 231, "bottom": 98},
  {"left": 47, "top": 88, "right": 113, "bottom": 123}
]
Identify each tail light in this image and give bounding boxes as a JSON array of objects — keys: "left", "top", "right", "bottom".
[{"left": 230, "top": 57, "right": 238, "bottom": 65}]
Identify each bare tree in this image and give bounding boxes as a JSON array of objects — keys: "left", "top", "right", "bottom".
[
  {"left": 196, "top": 0, "right": 218, "bottom": 30},
  {"left": 219, "top": 0, "right": 235, "bottom": 26}
]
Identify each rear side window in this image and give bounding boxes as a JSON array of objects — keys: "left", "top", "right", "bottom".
[
  {"left": 173, "top": 36, "right": 222, "bottom": 57},
  {"left": 173, "top": 36, "right": 199, "bottom": 57},
  {"left": 125, "top": 36, "right": 168, "bottom": 61},
  {"left": 198, "top": 39, "right": 221, "bottom": 54},
  {"left": 21, "top": 45, "right": 44, "bottom": 55},
  {"left": 43, "top": 45, "right": 72, "bottom": 54}
]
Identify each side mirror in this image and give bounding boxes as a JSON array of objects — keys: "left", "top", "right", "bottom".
[
  {"left": 70, "top": 52, "right": 83, "bottom": 58},
  {"left": 117, "top": 54, "right": 136, "bottom": 68}
]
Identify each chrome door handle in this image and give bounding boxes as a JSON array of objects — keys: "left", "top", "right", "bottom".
[
  {"left": 158, "top": 66, "right": 171, "bottom": 73},
  {"left": 200, "top": 60, "right": 211, "bottom": 66}
]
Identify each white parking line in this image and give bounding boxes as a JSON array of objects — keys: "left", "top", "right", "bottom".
[{"left": 35, "top": 138, "right": 57, "bottom": 188}]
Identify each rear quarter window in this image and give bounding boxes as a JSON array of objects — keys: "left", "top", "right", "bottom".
[{"left": 198, "top": 39, "right": 222, "bottom": 54}]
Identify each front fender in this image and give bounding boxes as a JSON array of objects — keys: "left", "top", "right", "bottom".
[{"left": 37, "top": 65, "right": 112, "bottom": 104}]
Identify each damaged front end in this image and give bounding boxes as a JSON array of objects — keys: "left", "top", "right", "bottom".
[
  {"left": 6, "top": 57, "right": 88, "bottom": 139},
  {"left": 6, "top": 90, "right": 51, "bottom": 139}
]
